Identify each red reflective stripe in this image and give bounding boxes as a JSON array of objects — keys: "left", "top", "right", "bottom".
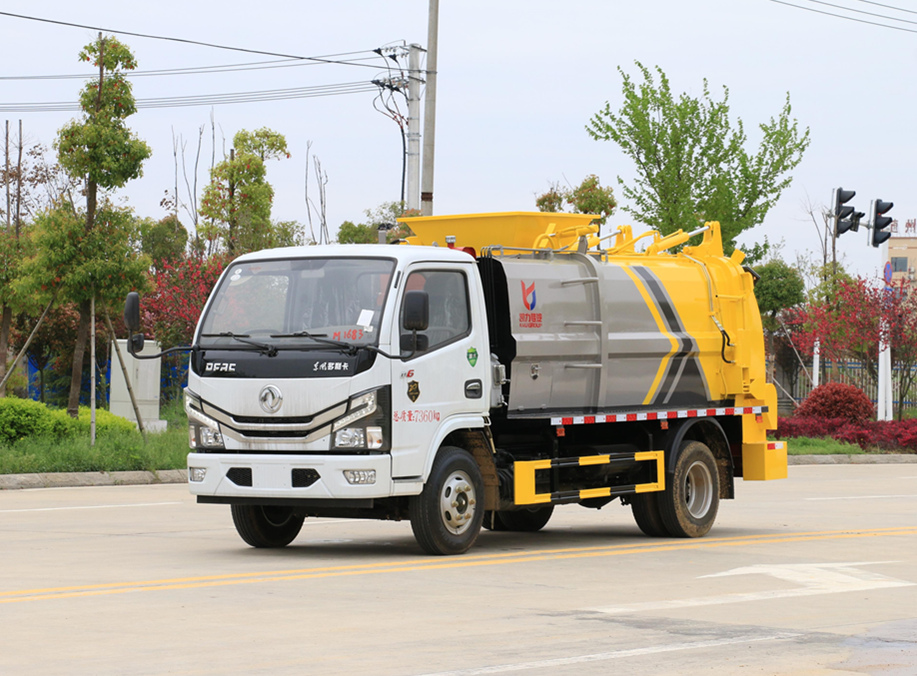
[
  {"left": 725, "top": 408, "right": 735, "bottom": 415},
  {"left": 585, "top": 416, "right": 595, "bottom": 424},
  {"left": 706, "top": 408, "right": 717, "bottom": 416},
  {"left": 647, "top": 412, "right": 658, "bottom": 420},
  {"left": 743, "top": 407, "right": 754, "bottom": 414},
  {"left": 688, "top": 410, "right": 698, "bottom": 417},
  {"left": 667, "top": 411, "right": 677, "bottom": 419},
  {"left": 562, "top": 417, "right": 574, "bottom": 425},
  {"left": 626, "top": 413, "right": 637, "bottom": 421}
]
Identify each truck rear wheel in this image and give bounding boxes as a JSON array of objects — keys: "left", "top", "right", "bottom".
[
  {"left": 410, "top": 446, "right": 484, "bottom": 555},
  {"left": 659, "top": 441, "right": 719, "bottom": 538},
  {"left": 231, "top": 504, "right": 305, "bottom": 548},
  {"left": 630, "top": 492, "right": 669, "bottom": 537},
  {"left": 496, "top": 505, "right": 554, "bottom": 532}
]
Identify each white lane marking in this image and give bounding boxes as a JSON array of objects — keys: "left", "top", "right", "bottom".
[
  {"left": 593, "top": 562, "right": 914, "bottom": 615},
  {"left": 806, "top": 495, "right": 916, "bottom": 500},
  {"left": 414, "top": 633, "right": 800, "bottom": 675},
  {"left": 0, "top": 502, "right": 183, "bottom": 514}
]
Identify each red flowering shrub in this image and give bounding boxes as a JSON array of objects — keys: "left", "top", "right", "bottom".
[
  {"left": 796, "top": 382, "right": 874, "bottom": 422},
  {"left": 776, "top": 415, "right": 917, "bottom": 453}
]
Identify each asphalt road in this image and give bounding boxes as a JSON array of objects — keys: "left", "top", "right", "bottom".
[{"left": 1, "top": 464, "right": 915, "bottom": 676}]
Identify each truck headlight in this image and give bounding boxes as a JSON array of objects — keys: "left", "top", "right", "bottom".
[
  {"left": 331, "top": 388, "right": 390, "bottom": 452},
  {"left": 185, "top": 390, "right": 225, "bottom": 450}
]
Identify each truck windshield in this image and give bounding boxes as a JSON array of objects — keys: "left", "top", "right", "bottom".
[{"left": 198, "top": 257, "right": 395, "bottom": 350}]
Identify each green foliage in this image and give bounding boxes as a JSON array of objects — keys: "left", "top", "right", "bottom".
[
  {"left": 785, "top": 436, "right": 863, "bottom": 455},
  {"left": 587, "top": 62, "right": 810, "bottom": 253},
  {"left": 140, "top": 214, "right": 188, "bottom": 267},
  {"left": 0, "top": 225, "right": 33, "bottom": 313},
  {"left": 55, "top": 35, "right": 151, "bottom": 189},
  {"left": 337, "top": 220, "right": 378, "bottom": 244},
  {"left": 199, "top": 128, "right": 290, "bottom": 255},
  {"left": 536, "top": 175, "right": 617, "bottom": 226},
  {"left": 753, "top": 259, "right": 805, "bottom": 331},
  {"left": 0, "top": 397, "right": 71, "bottom": 444},
  {"left": 17, "top": 202, "right": 150, "bottom": 307},
  {"left": 337, "top": 201, "right": 417, "bottom": 244},
  {"left": 0, "top": 426, "right": 189, "bottom": 474},
  {"left": 233, "top": 128, "right": 291, "bottom": 161},
  {"left": 0, "top": 397, "right": 135, "bottom": 445}
]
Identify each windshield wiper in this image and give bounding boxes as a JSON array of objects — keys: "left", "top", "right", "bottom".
[
  {"left": 270, "top": 330, "right": 358, "bottom": 355},
  {"left": 200, "top": 332, "right": 277, "bottom": 357}
]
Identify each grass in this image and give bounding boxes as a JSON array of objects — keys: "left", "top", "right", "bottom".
[
  {"left": 0, "top": 399, "right": 190, "bottom": 475},
  {"left": 783, "top": 436, "right": 864, "bottom": 455}
]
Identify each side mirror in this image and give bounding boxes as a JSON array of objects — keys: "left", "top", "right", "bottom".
[
  {"left": 400, "top": 333, "right": 429, "bottom": 354},
  {"left": 124, "top": 292, "right": 141, "bottom": 332},
  {"left": 402, "top": 291, "right": 429, "bottom": 331},
  {"left": 129, "top": 333, "right": 145, "bottom": 354}
]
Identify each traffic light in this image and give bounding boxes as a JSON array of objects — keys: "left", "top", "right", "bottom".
[
  {"left": 833, "top": 187, "right": 856, "bottom": 236},
  {"left": 870, "top": 199, "right": 894, "bottom": 247}
]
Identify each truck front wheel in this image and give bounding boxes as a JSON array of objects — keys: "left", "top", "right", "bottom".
[
  {"left": 659, "top": 441, "right": 719, "bottom": 538},
  {"left": 231, "top": 504, "right": 305, "bottom": 548},
  {"left": 410, "top": 446, "right": 484, "bottom": 555}
]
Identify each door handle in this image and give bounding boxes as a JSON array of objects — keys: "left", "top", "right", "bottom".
[{"left": 464, "top": 379, "right": 483, "bottom": 399}]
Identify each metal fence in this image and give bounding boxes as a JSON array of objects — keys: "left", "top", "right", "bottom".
[{"left": 775, "top": 359, "right": 917, "bottom": 408}]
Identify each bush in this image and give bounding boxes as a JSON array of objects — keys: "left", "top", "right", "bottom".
[
  {"left": 796, "top": 382, "right": 874, "bottom": 422},
  {"left": 776, "top": 415, "right": 917, "bottom": 453},
  {"left": 0, "top": 396, "right": 135, "bottom": 444}
]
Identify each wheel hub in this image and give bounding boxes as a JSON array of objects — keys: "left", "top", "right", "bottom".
[
  {"left": 439, "top": 470, "right": 477, "bottom": 535},
  {"left": 684, "top": 460, "right": 713, "bottom": 519}
]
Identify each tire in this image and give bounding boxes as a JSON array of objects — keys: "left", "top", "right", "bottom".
[
  {"left": 630, "top": 492, "right": 670, "bottom": 537},
  {"left": 495, "top": 505, "right": 554, "bottom": 532},
  {"left": 410, "top": 446, "right": 484, "bottom": 555},
  {"left": 658, "top": 441, "right": 720, "bottom": 538},
  {"left": 231, "top": 504, "right": 305, "bottom": 548}
]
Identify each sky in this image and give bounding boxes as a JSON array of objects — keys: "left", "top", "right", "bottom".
[{"left": 0, "top": 0, "right": 914, "bottom": 282}]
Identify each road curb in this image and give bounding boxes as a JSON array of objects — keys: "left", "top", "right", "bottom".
[
  {"left": 0, "top": 469, "right": 187, "bottom": 490},
  {"left": 1, "top": 455, "right": 916, "bottom": 490},
  {"left": 788, "top": 454, "right": 917, "bottom": 465}
]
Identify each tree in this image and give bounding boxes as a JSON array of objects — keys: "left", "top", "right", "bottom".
[
  {"left": 198, "top": 128, "right": 290, "bottom": 256},
  {"left": 53, "top": 35, "right": 151, "bottom": 417},
  {"left": 337, "top": 201, "right": 418, "bottom": 244},
  {"left": 587, "top": 62, "right": 810, "bottom": 255},
  {"left": 145, "top": 254, "right": 228, "bottom": 349},
  {"left": 17, "top": 202, "right": 150, "bottom": 414},
  {"left": 140, "top": 213, "right": 188, "bottom": 270},
  {"left": 753, "top": 258, "right": 805, "bottom": 387},
  {"left": 787, "top": 276, "right": 917, "bottom": 420},
  {"left": 535, "top": 174, "right": 617, "bottom": 226}
]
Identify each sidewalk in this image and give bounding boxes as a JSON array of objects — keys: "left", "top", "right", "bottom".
[{"left": 1, "top": 455, "right": 915, "bottom": 490}]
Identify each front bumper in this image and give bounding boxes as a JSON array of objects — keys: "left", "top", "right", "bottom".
[{"left": 187, "top": 452, "right": 395, "bottom": 500}]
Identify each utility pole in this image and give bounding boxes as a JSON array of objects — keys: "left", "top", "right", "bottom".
[
  {"left": 421, "top": 0, "right": 439, "bottom": 216},
  {"left": 406, "top": 44, "right": 423, "bottom": 212}
]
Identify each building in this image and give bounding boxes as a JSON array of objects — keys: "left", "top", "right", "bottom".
[{"left": 886, "top": 219, "right": 917, "bottom": 282}]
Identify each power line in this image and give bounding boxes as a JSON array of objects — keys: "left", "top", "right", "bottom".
[
  {"left": 799, "top": 0, "right": 917, "bottom": 25},
  {"left": 0, "top": 54, "right": 387, "bottom": 81},
  {"left": 0, "top": 10, "right": 391, "bottom": 67},
  {"left": 0, "top": 81, "right": 380, "bottom": 113},
  {"left": 769, "top": 0, "right": 917, "bottom": 33},
  {"left": 854, "top": 0, "right": 917, "bottom": 16}
]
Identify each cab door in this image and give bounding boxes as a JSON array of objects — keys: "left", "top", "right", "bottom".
[{"left": 389, "top": 263, "right": 488, "bottom": 478}]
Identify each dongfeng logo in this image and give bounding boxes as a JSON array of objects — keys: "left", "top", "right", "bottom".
[
  {"left": 259, "top": 385, "right": 283, "bottom": 414},
  {"left": 521, "top": 281, "right": 536, "bottom": 310}
]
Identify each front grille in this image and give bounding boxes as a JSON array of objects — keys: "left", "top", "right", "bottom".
[
  {"left": 226, "top": 467, "right": 253, "bottom": 486},
  {"left": 292, "top": 468, "right": 320, "bottom": 488}
]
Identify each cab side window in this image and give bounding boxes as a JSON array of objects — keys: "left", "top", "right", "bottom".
[{"left": 401, "top": 270, "right": 471, "bottom": 351}]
